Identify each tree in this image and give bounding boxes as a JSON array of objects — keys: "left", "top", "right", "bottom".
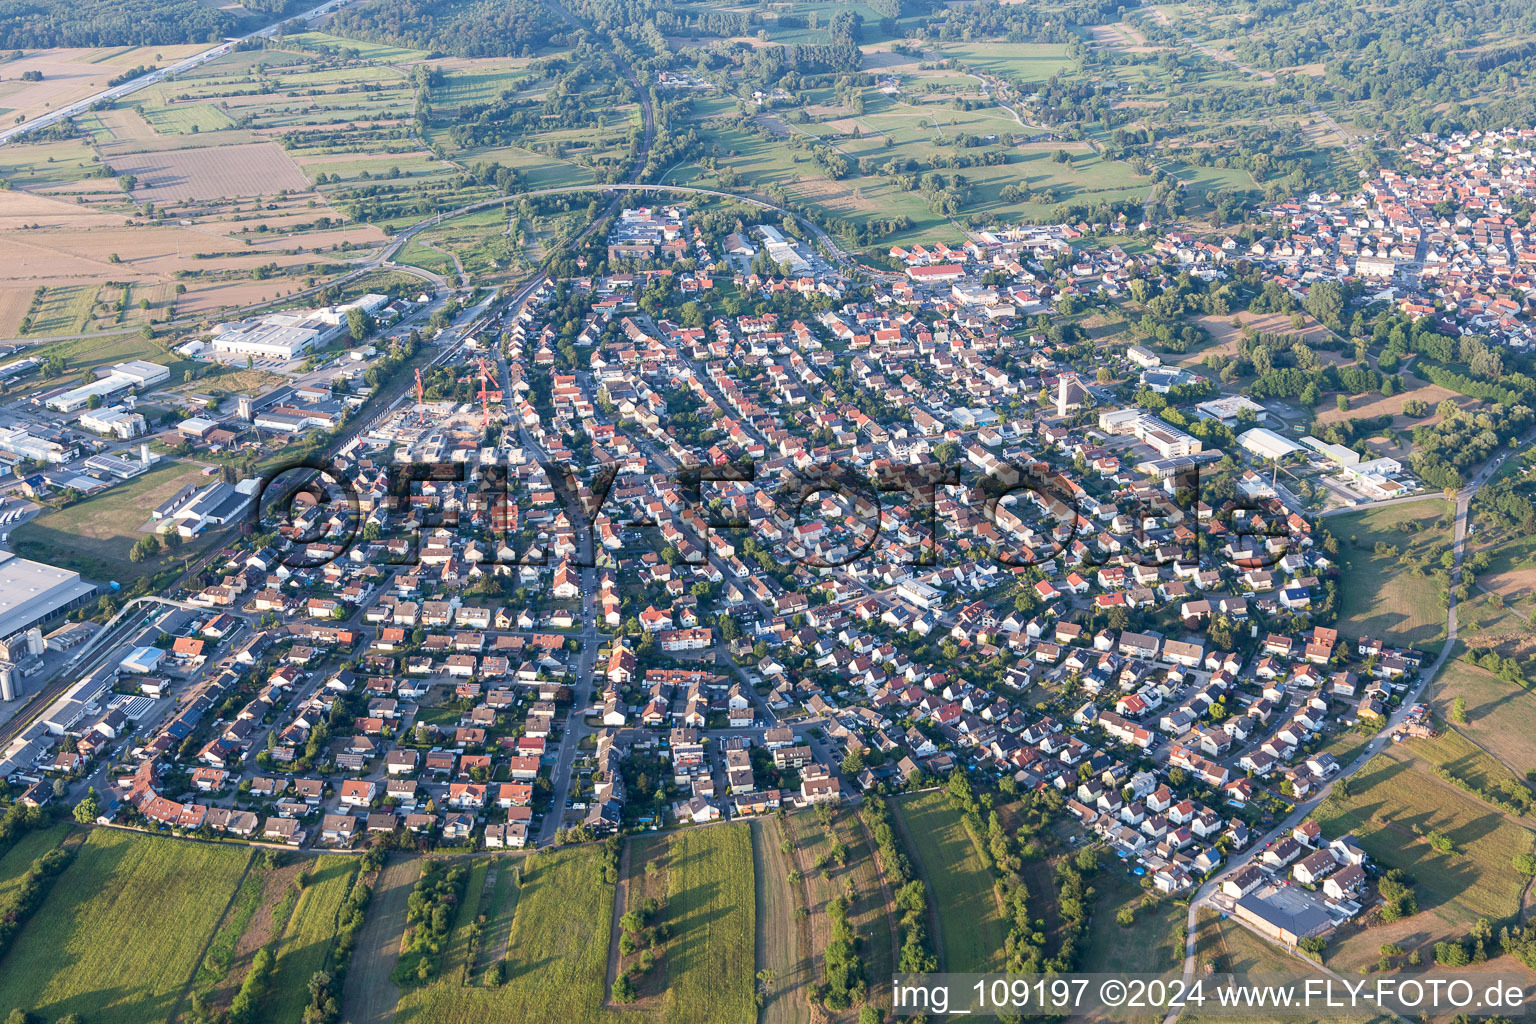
[
  {"left": 1451, "top": 696, "right": 1467, "bottom": 724},
  {"left": 347, "top": 306, "right": 375, "bottom": 343},
  {"left": 841, "top": 748, "right": 865, "bottom": 775},
  {"left": 1515, "top": 853, "right": 1536, "bottom": 877},
  {"left": 73, "top": 787, "right": 101, "bottom": 823}
]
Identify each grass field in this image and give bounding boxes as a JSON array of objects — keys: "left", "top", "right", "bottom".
[
  {"left": 0, "top": 830, "right": 252, "bottom": 1024},
  {"left": 1329, "top": 498, "right": 1453, "bottom": 647},
  {"left": 11, "top": 458, "right": 215, "bottom": 581},
  {"left": 650, "top": 825, "right": 757, "bottom": 1024},
  {"left": 138, "top": 102, "right": 236, "bottom": 135},
  {"left": 22, "top": 284, "right": 97, "bottom": 336},
  {"left": 893, "top": 791, "right": 1006, "bottom": 973},
  {"left": 263, "top": 856, "right": 360, "bottom": 1022},
  {"left": 0, "top": 824, "right": 71, "bottom": 906},
  {"left": 1431, "top": 655, "right": 1536, "bottom": 778},
  {"left": 1080, "top": 865, "right": 1183, "bottom": 976},
  {"left": 937, "top": 41, "right": 1077, "bottom": 84},
  {"left": 1313, "top": 744, "right": 1535, "bottom": 929},
  {"left": 391, "top": 847, "right": 619, "bottom": 1024}
]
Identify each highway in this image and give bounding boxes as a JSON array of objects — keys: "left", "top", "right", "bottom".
[{"left": 0, "top": 0, "right": 360, "bottom": 146}]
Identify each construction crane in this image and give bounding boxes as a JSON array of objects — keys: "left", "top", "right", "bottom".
[
  {"left": 414, "top": 367, "right": 426, "bottom": 424},
  {"left": 477, "top": 361, "right": 491, "bottom": 428},
  {"left": 475, "top": 357, "right": 503, "bottom": 430}
]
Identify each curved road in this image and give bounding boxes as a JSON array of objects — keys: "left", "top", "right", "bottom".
[{"left": 1162, "top": 435, "right": 1529, "bottom": 1021}]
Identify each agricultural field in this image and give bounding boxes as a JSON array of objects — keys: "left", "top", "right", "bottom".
[
  {"left": 388, "top": 846, "right": 619, "bottom": 1024},
  {"left": 0, "top": 46, "right": 210, "bottom": 128},
  {"left": 1429, "top": 655, "right": 1536, "bottom": 781},
  {"left": 136, "top": 102, "right": 237, "bottom": 136},
  {"left": 1328, "top": 498, "right": 1453, "bottom": 649},
  {"left": 20, "top": 283, "right": 96, "bottom": 335},
  {"left": 109, "top": 141, "right": 310, "bottom": 202},
  {"left": 341, "top": 856, "right": 420, "bottom": 1024},
  {"left": 751, "top": 819, "right": 811, "bottom": 1024},
  {"left": 892, "top": 791, "right": 1006, "bottom": 973},
  {"left": 673, "top": 82, "right": 1149, "bottom": 253},
  {"left": 10, "top": 457, "right": 218, "bottom": 581},
  {"left": 0, "top": 830, "right": 253, "bottom": 1024},
  {"left": 263, "top": 856, "right": 360, "bottom": 1022},
  {"left": 1312, "top": 742, "right": 1536, "bottom": 931}
]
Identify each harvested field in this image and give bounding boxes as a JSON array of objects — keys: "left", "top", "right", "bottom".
[{"left": 108, "top": 141, "right": 311, "bottom": 201}]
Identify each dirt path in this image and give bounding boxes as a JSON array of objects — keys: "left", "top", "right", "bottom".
[
  {"left": 340, "top": 855, "right": 421, "bottom": 1024},
  {"left": 602, "top": 838, "right": 633, "bottom": 1006},
  {"left": 754, "top": 818, "right": 811, "bottom": 1024}
]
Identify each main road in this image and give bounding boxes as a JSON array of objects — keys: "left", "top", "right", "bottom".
[
  {"left": 0, "top": 0, "right": 360, "bottom": 146},
  {"left": 1161, "top": 432, "right": 1528, "bottom": 1022}
]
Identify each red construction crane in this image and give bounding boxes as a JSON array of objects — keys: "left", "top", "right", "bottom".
[
  {"left": 476, "top": 361, "right": 491, "bottom": 428},
  {"left": 414, "top": 367, "right": 425, "bottom": 424}
]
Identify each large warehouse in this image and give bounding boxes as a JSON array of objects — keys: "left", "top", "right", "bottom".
[{"left": 0, "top": 551, "right": 97, "bottom": 641}]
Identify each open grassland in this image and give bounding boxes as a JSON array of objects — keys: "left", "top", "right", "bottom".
[
  {"left": 1313, "top": 744, "right": 1535, "bottom": 929},
  {"left": 11, "top": 458, "right": 215, "bottom": 580},
  {"left": 651, "top": 825, "right": 758, "bottom": 1024},
  {"left": 893, "top": 791, "right": 1006, "bottom": 972},
  {"left": 0, "top": 824, "right": 71, "bottom": 905},
  {"left": 1080, "top": 865, "right": 1183, "bottom": 976},
  {"left": 936, "top": 41, "right": 1077, "bottom": 83},
  {"left": 390, "top": 847, "right": 618, "bottom": 1024},
  {"left": 1330, "top": 498, "right": 1453, "bottom": 647},
  {"left": 1431, "top": 655, "right": 1536, "bottom": 777},
  {"left": 263, "top": 856, "right": 360, "bottom": 1022},
  {"left": 0, "top": 830, "right": 252, "bottom": 1024}
]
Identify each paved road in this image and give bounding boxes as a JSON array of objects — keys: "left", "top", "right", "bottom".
[
  {"left": 1160, "top": 437, "right": 1527, "bottom": 1021},
  {"left": 0, "top": 0, "right": 358, "bottom": 145}
]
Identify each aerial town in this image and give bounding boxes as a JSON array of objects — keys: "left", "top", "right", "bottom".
[{"left": 0, "top": 0, "right": 1534, "bottom": 1013}]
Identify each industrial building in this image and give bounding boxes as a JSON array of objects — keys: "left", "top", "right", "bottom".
[
  {"left": 1238, "top": 427, "right": 1307, "bottom": 460},
  {"left": 79, "top": 405, "right": 148, "bottom": 439},
  {"left": 163, "top": 480, "right": 257, "bottom": 536},
  {"left": 0, "top": 552, "right": 97, "bottom": 642},
  {"left": 209, "top": 294, "right": 389, "bottom": 361},
  {"left": 45, "top": 360, "right": 169, "bottom": 413},
  {"left": 0, "top": 426, "right": 75, "bottom": 464}
]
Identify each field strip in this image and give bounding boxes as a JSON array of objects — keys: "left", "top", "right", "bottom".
[
  {"left": 167, "top": 846, "right": 257, "bottom": 1021},
  {"left": 602, "top": 839, "right": 632, "bottom": 1006},
  {"left": 340, "top": 855, "right": 419, "bottom": 1024},
  {"left": 752, "top": 818, "right": 808, "bottom": 1024},
  {"left": 886, "top": 795, "right": 946, "bottom": 970}
]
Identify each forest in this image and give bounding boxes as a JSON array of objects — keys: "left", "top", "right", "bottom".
[
  {"left": 327, "top": 0, "right": 565, "bottom": 56},
  {"left": 0, "top": 0, "right": 300, "bottom": 46}
]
